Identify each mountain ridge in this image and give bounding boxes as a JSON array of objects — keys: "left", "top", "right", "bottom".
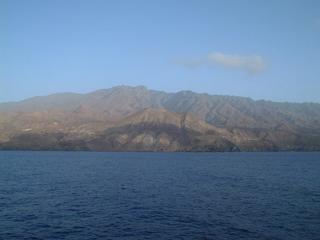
[
  {"left": 2, "top": 85, "right": 319, "bottom": 106},
  {"left": 1, "top": 85, "right": 320, "bottom": 151}
]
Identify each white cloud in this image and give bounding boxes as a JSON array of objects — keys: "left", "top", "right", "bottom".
[
  {"left": 181, "top": 52, "right": 267, "bottom": 74},
  {"left": 208, "top": 52, "right": 267, "bottom": 74}
]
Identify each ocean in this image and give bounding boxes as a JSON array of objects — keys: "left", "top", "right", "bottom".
[{"left": 0, "top": 151, "right": 319, "bottom": 240}]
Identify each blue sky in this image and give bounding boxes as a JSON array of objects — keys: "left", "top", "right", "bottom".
[{"left": 1, "top": 0, "right": 320, "bottom": 103}]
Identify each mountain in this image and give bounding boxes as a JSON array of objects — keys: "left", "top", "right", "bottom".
[{"left": 1, "top": 85, "right": 320, "bottom": 151}]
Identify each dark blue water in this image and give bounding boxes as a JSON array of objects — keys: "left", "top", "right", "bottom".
[{"left": 0, "top": 152, "right": 319, "bottom": 240}]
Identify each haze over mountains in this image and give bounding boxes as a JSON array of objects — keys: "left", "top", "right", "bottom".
[{"left": 1, "top": 85, "right": 320, "bottom": 151}]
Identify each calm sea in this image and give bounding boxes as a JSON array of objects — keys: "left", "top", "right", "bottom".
[{"left": 0, "top": 151, "right": 319, "bottom": 240}]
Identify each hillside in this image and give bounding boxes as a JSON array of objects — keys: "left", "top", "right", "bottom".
[{"left": 0, "top": 86, "right": 320, "bottom": 151}]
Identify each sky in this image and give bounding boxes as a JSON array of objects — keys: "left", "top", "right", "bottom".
[{"left": 1, "top": 0, "right": 320, "bottom": 103}]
